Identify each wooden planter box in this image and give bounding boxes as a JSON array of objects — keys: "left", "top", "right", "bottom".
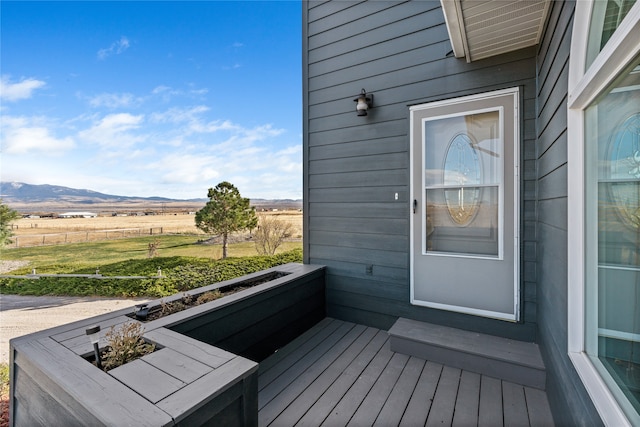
[{"left": 9, "top": 263, "right": 325, "bottom": 426}]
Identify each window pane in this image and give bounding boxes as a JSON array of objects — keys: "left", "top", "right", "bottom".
[
  {"left": 585, "top": 58, "right": 640, "bottom": 419},
  {"left": 426, "top": 186, "right": 499, "bottom": 256},
  {"left": 423, "top": 110, "right": 502, "bottom": 257},
  {"left": 586, "top": 0, "right": 636, "bottom": 69},
  {"left": 424, "top": 112, "right": 501, "bottom": 187}
]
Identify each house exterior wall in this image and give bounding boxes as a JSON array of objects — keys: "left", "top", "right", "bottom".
[
  {"left": 534, "top": 1, "right": 602, "bottom": 424},
  {"left": 303, "top": 0, "right": 537, "bottom": 341}
]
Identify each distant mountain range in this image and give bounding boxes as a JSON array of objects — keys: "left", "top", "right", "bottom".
[
  {"left": 0, "top": 182, "right": 302, "bottom": 211},
  {"left": 1, "top": 182, "right": 180, "bottom": 203}
]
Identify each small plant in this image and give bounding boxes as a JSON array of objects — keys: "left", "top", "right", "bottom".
[
  {"left": 160, "top": 299, "right": 186, "bottom": 316},
  {"left": 101, "top": 322, "right": 155, "bottom": 371},
  {"left": 196, "top": 289, "right": 222, "bottom": 304},
  {"left": 147, "top": 239, "right": 160, "bottom": 258},
  {"left": 0, "top": 363, "right": 8, "bottom": 397}
]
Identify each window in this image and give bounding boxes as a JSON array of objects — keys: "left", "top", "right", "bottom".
[
  {"left": 568, "top": 2, "right": 640, "bottom": 425},
  {"left": 424, "top": 109, "right": 502, "bottom": 257}
]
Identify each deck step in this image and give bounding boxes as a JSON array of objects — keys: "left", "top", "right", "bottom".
[{"left": 388, "top": 318, "right": 546, "bottom": 389}]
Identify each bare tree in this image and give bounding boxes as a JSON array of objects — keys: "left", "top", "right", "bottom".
[{"left": 254, "top": 213, "right": 293, "bottom": 255}]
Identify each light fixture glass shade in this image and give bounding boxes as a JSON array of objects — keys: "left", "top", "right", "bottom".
[
  {"left": 356, "top": 98, "right": 369, "bottom": 115},
  {"left": 354, "top": 89, "right": 372, "bottom": 116},
  {"left": 86, "top": 325, "right": 101, "bottom": 345}
]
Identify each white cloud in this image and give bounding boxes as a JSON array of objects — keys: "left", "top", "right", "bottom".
[
  {"left": 85, "top": 92, "right": 142, "bottom": 109},
  {"left": 0, "top": 75, "right": 46, "bottom": 101},
  {"left": 151, "top": 85, "right": 208, "bottom": 102},
  {"left": 97, "top": 36, "right": 130, "bottom": 60},
  {"left": 150, "top": 106, "right": 210, "bottom": 124},
  {"left": 78, "top": 113, "right": 144, "bottom": 148},
  {"left": 1, "top": 116, "right": 75, "bottom": 155}
]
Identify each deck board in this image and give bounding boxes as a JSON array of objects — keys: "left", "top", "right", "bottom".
[
  {"left": 258, "top": 318, "right": 554, "bottom": 427},
  {"left": 271, "top": 326, "right": 377, "bottom": 426},
  {"left": 453, "top": 370, "right": 481, "bottom": 426},
  {"left": 347, "top": 352, "right": 410, "bottom": 426},
  {"left": 399, "top": 361, "right": 443, "bottom": 426},
  {"left": 426, "top": 365, "right": 461, "bottom": 426},
  {"left": 373, "top": 356, "right": 425, "bottom": 426},
  {"left": 320, "top": 339, "right": 395, "bottom": 426},
  {"left": 296, "top": 329, "right": 388, "bottom": 426}
]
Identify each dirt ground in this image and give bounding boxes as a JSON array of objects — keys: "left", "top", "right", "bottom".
[{"left": 0, "top": 294, "right": 150, "bottom": 364}]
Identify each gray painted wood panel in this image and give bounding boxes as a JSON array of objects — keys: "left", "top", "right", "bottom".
[
  {"left": 271, "top": 326, "right": 378, "bottom": 425},
  {"left": 15, "top": 337, "right": 173, "bottom": 426},
  {"left": 453, "top": 370, "right": 481, "bottom": 427},
  {"left": 503, "top": 381, "right": 530, "bottom": 426},
  {"left": 426, "top": 366, "right": 460, "bottom": 426},
  {"left": 109, "top": 357, "right": 186, "bottom": 404},
  {"left": 534, "top": 1, "right": 602, "bottom": 425},
  {"left": 319, "top": 339, "right": 395, "bottom": 426},
  {"left": 304, "top": 0, "right": 538, "bottom": 351},
  {"left": 260, "top": 323, "right": 365, "bottom": 426},
  {"left": 309, "top": 216, "right": 408, "bottom": 235},
  {"left": 388, "top": 318, "right": 546, "bottom": 389},
  {"left": 399, "top": 360, "right": 442, "bottom": 426},
  {"left": 347, "top": 352, "right": 410, "bottom": 426},
  {"left": 310, "top": 230, "right": 407, "bottom": 252},
  {"left": 310, "top": 187, "right": 409, "bottom": 203},
  {"left": 295, "top": 329, "right": 389, "bottom": 426},
  {"left": 373, "top": 356, "right": 425, "bottom": 426}
]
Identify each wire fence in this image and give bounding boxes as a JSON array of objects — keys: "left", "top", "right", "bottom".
[{"left": 11, "top": 227, "right": 172, "bottom": 248}]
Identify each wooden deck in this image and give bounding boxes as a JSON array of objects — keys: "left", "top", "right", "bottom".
[{"left": 258, "top": 318, "right": 554, "bottom": 426}]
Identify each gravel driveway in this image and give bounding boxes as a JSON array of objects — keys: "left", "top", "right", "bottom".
[{"left": 0, "top": 294, "right": 150, "bottom": 364}]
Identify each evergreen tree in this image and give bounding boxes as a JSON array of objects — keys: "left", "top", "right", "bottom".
[
  {"left": 195, "top": 182, "right": 257, "bottom": 259},
  {"left": 0, "top": 200, "right": 20, "bottom": 247}
]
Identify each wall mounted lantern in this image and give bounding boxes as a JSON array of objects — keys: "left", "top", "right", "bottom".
[
  {"left": 86, "top": 325, "right": 103, "bottom": 370},
  {"left": 354, "top": 89, "right": 373, "bottom": 116}
]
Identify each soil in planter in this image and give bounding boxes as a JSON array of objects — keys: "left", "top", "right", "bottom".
[{"left": 128, "top": 271, "right": 290, "bottom": 322}]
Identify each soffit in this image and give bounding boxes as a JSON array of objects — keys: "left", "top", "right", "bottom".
[{"left": 441, "top": 0, "right": 552, "bottom": 62}]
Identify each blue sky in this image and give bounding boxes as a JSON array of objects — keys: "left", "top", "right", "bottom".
[{"left": 1, "top": 1, "right": 302, "bottom": 200}]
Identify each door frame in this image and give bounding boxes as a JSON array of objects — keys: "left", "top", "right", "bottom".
[{"left": 409, "top": 87, "right": 521, "bottom": 321}]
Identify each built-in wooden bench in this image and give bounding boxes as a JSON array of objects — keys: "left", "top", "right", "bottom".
[{"left": 388, "top": 318, "right": 546, "bottom": 390}]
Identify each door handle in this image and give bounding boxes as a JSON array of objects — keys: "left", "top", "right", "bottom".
[{"left": 413, "top": 199, "right": 418, "bottom": 214}]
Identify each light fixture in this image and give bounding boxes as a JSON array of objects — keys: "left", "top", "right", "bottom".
[
  {"left": 86, "top": 325, "right": 103, "bottom": 370},
  {"left": 354, "top": 89, "right": 373, "bottom": 116},
  {"left": 134, "top": 303, "right": 150, "bottom": 321}
]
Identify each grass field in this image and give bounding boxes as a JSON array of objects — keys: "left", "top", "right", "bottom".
[
  {"left": 8, "top": 210, "right": 302, "bottom": 248},
  {"left": 1, "top": 235, "right": 303, "bottom": 273}
]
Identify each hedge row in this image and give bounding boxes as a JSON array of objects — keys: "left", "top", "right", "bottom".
[{"left": 0, "top": 248, "right": 303, "bottom": 298}]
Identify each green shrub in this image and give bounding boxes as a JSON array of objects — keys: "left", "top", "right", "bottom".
[
  {"left": 0, "top": 363, "right": 8, "bottom": 397},
  {"left": 0, "top": 248, "right": 303, "bottom": 298}
]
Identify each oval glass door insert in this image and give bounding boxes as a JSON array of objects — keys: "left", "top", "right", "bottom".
[{"left": 443, "top": 133, "right": 482, "bottom": 226}]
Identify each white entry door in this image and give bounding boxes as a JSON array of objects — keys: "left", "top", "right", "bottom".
[{"left": 410, "top": 88, "right": 520, "bottom": 321}]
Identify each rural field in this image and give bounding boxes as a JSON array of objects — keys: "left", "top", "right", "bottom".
[{"left": 8, "top": 210, "right": 302, "bottom": 248}]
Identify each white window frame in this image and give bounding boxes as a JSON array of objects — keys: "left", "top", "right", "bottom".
[{"left": 567, "top": 2, "right": 640, "bottom": 426}]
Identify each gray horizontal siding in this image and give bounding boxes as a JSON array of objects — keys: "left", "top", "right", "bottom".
[
  {"left": 304, "top": 0, "right": 537, "bottom": 342},
  {"left": 534, "top": 1, "right": 602, "bottom": 425}
]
